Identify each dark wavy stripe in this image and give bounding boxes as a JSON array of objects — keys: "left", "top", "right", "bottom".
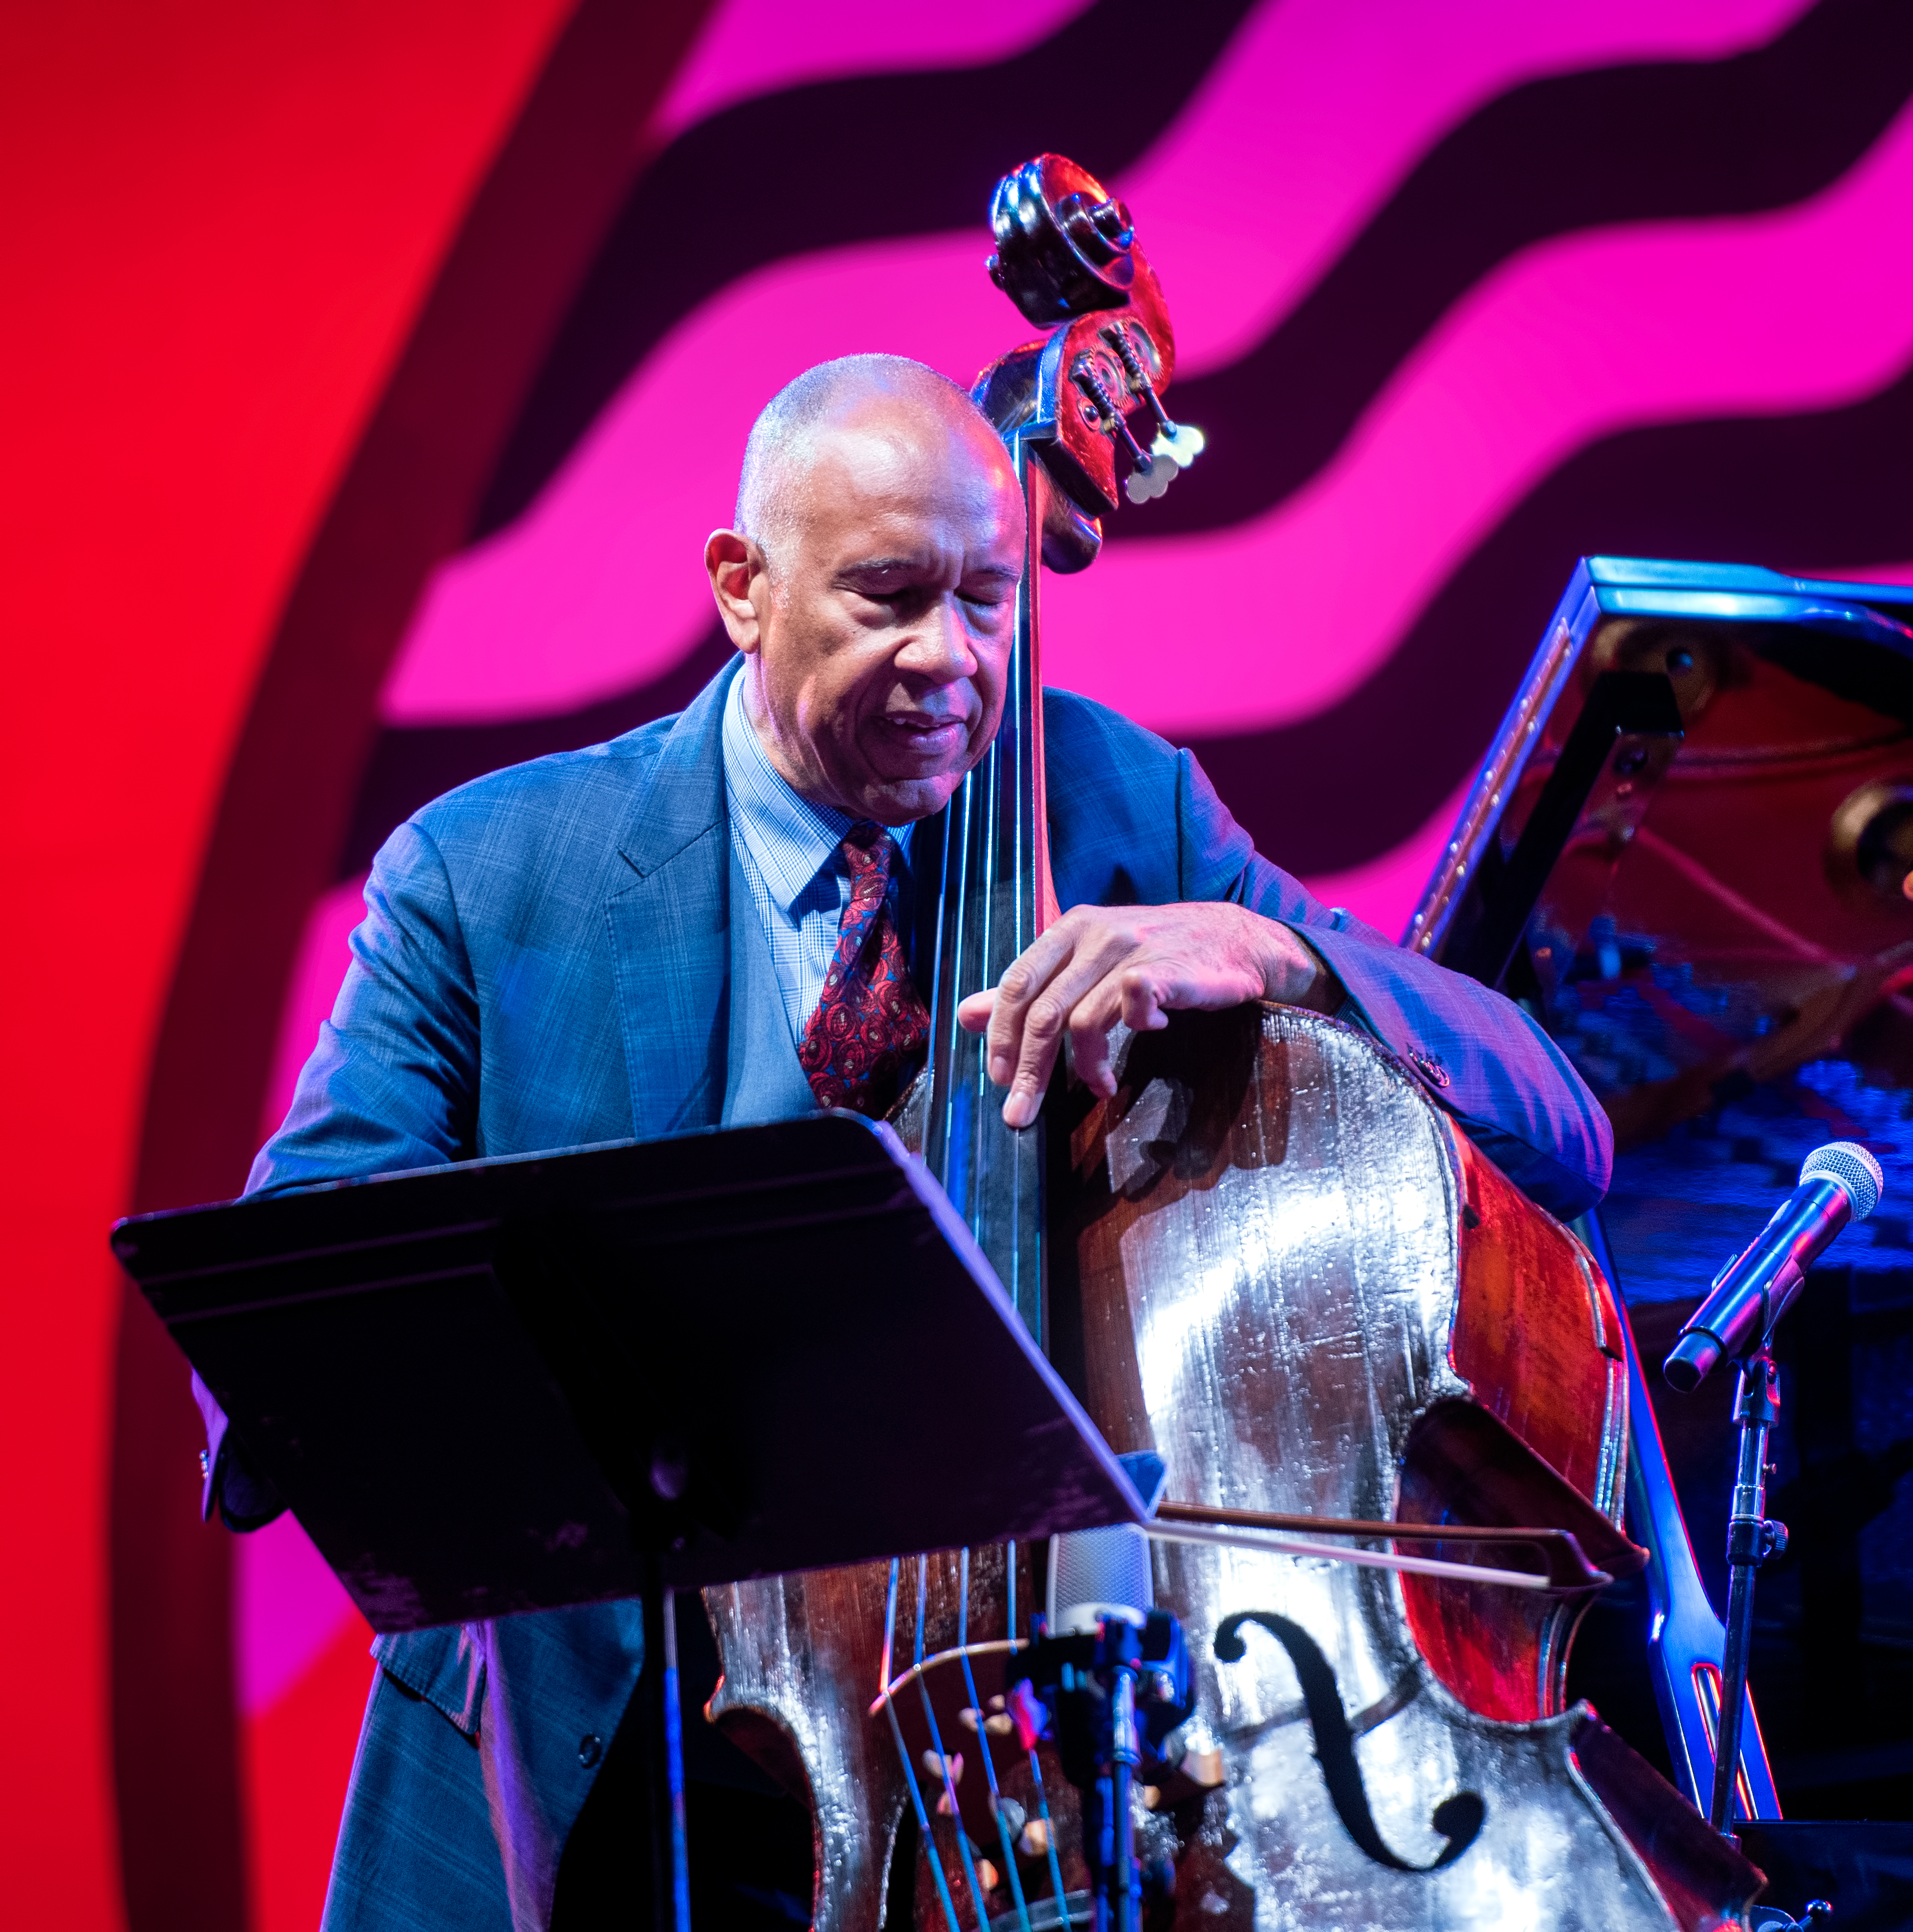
[
  {"left": 349, "top": 364, "right": 1913, "bottom": 886},
  {"left": 474, "top": 0, "right": 1259, "bottom": 539},
  {"left": 343, "top": 0, "right": 1913, "bottom": 892},
  {"left": 1182, "top": 355, "right": 1913, "bottom": 878},
  {"left": 1141, "top": 0, "right": 1913, "bottom": 539},
  {"left": 340, "top": 628, "right": 735, "bottom": 876},
  {"left": 480, "top": 0, "right": 1913, "bottom": 551}
]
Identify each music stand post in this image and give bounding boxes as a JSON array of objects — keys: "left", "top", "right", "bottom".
[
  {"left": 647, "top": 1565, "right": 689, "bottom": 1932},
  {"left": 113, "top": 1114, "right": 1151, "bottom": 1932}
]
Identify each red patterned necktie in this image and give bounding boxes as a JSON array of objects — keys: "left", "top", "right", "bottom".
[{"left": 798, "top": 821, "right": 931, "bottom": 1116}]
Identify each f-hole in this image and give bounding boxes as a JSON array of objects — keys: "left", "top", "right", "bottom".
[{"left": 1214, "top": 1611, "right": 1484, "bottom": 1872}]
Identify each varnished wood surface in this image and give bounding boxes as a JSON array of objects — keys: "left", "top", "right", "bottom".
[
  {"left": 1396, "top": 1125, "right": 1631, "bottom": 1723},
  {"left": 1051, "top": 1004, "right": 1739, "bottom": 1929},
  {"left": 709, "top": 1007, "right": 1749, "bottom": 1928}
]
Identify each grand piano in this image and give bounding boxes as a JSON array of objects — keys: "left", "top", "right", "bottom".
[{"left": 1405, "top": 557, "right": 1913, "bottom": 1925}]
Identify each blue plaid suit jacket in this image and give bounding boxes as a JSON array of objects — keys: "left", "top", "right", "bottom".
[{"left": 249, "top": 655, "right": 1609, "bottom": 1929}]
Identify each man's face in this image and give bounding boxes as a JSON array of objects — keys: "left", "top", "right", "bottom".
[{"left": 708, "top": 395, "right": 1025, "bottom": 824}]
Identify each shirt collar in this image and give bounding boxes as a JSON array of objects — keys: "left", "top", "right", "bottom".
[{"left": 722, "top": 670, "right": 912, "bottom": 916}]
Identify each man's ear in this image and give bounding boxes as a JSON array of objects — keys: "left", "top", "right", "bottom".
[{"left": 706, "top": 529, "right": 766, "bottom": 652}]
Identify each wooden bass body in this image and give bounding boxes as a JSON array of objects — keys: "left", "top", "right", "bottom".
[{"left": 705, "top": 1006, "right": 1761, "bottom": 1930}]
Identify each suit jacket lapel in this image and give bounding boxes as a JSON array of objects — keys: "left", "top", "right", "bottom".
[{"left": 605, "top": 656, "right": 742, "bottom": 1140}]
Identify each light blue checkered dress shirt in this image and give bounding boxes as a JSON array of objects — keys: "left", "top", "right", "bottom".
[{"left": 721, "top": 669, "right": 914, "bottom": 1045}]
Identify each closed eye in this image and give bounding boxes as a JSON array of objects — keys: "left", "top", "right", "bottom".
[{"left": 960, "top": 575, "right": 1019, "bottom": 610}]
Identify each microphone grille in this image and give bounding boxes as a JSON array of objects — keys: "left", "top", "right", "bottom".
[
  {"left": 1799, "top": 1140, "right": 1883, "bottom": 1221},
  {"left": 1048, "top": 1524, "right": 1153, "bottom": 1633}
]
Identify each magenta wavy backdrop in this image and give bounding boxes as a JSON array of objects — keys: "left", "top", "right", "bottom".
[{"left": 194, "top": 1, "right": 1913, "bottom": 1920}]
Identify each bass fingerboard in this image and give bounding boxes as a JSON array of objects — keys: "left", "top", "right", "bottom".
[{"left": 921, "top": 438, "right": 1056, "bottom": 1347}]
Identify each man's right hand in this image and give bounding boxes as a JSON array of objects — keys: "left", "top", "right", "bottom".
[{"left": 955, "top": 901, "right": 1338, "bottom": 1128}]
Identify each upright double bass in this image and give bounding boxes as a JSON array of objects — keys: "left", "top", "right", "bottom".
[{"left": 705, "top": 157, "right": 1764, "bottom": 1932}]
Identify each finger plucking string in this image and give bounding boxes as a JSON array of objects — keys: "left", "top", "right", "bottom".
[
  {"left": 1001, "top": 935, "right": 1131, "bottom": 1126},
  {"left": 1067, "top": 972, "right": 1141, "bottom": 1100}
]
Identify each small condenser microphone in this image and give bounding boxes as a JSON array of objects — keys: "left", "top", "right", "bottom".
[
  {"left": 1048, "top": 1451, "right": 1167, "bottom": 1635},
  {"left": 1663, "top": 1141, "right": 1883, "bottom": 1392},
  {"left": 1048, "top": 1521, "right": 1153, "bottom": 1635}
]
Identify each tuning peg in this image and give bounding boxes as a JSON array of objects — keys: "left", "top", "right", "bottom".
[
  {"left": 1070, "top": 355, "right": 1155, "bottom": 476},
  {"left": 1099, "top": 323, "right": 1205, "bottom": 474},
  {"left": 1122, "top": 425, "right": 1205, "bottom": 504},
  {"left": 1152, "top": 423, "right": 1206, "bottom": 469},
  {"left": 1124, "top": 458, "right": 1174, "bottom": 506}
]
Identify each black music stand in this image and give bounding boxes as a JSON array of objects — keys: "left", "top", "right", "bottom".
[{"left": 113, "top": 1113, "right": 1147, "bottom": 1932}]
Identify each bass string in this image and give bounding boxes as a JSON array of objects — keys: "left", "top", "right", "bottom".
[
  {"left": 1007, "top": 1538, "right": 1071, "bottom": 1909},
  {"left": 956, "top": 1548, "right": 1038, "bottom": 1932},
  {"left": 882, "top": 1557, "right": 963, "bottom": 1932},
  {"left": 882, "top": 1544, "right": 1077, "bottom": 1923},
  {"left": 915, "top": 1552, "right": 995, "bottom": 1928}
]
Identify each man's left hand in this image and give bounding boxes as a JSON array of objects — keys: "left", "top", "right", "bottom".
[{"left": 955, "top": 902, "right": 1342, "bottom": 1128}]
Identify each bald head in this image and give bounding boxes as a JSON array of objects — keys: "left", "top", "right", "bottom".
[
  {"left": 735, "top": 354, "right": 1013, "bottom": 578},
  {"left": 705, "top": 353, "right": 1026, "bottom": 824}
]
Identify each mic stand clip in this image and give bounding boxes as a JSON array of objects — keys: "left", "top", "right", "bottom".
[{"left": 1013, "top": 1609, "right": 1192, "bottom": 1932}]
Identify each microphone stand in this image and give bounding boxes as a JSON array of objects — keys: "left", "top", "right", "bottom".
[
  {"left": 1016, "top": 1609, "right": 1191, "bottom": 1932},
  {"left": 1708, "top": 1338, "right": 1788, "bottom": 1837}
]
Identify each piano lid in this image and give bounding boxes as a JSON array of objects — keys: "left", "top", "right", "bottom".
[
  {"left": 1428, "top": 561, "right": 1913, "bottom": 1821},
  {"left": 1407, "top": 555, "right": 1913, "bottom": 1155}
]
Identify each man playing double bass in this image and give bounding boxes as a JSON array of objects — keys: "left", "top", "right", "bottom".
[{"left": 215, "top": 354, "right": 1610, "bottom": 1928}]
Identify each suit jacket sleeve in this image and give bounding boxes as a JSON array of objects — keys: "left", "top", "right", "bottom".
[
  {"left": 203, "top": 821, "right": 483, "bottom": 1527},
  {"left": 246, "top": 818, "right": 482, "bottom": 1195},
  {"left": 1044, "top": 690, "right": 1612, "bottom": 1220}
]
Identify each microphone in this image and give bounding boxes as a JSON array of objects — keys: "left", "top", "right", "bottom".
[
  {"left": 1048, "top": 1521, "right": 1153, "bottom": 1635},
  {"left": 1048, "top": 1450, "right": 1167, "bottom": 1635},
  {"left": 1663, "top": 1141, "right": 1883, "bottom": 1392}
]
